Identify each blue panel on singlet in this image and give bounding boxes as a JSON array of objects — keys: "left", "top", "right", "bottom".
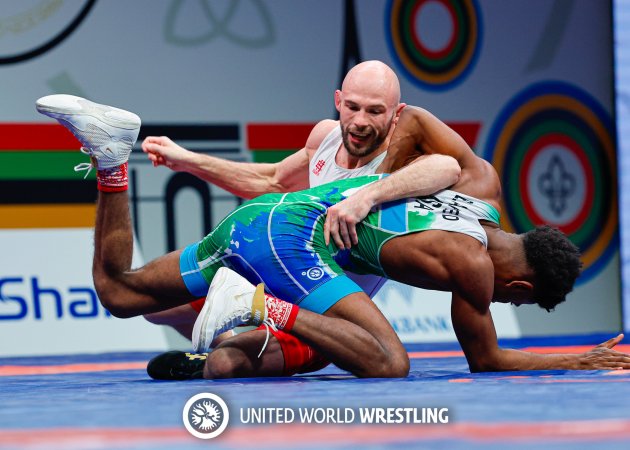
[{"left": 379, "top": 198, "right": 407, "bottom": 232}]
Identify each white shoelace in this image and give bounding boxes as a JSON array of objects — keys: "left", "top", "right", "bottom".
[
  {"left": 73, "top": 147, "right": 95, "bottom": 179},
  {"left": 257, "top": 317, "right": 278, "bottom": 359}
]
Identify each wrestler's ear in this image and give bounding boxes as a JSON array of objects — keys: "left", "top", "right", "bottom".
[
  {"left": 506, "top": 280, "right": 533, "bottom": 292},
  {"left": 335, "top": 90, "right": 342, "bottom": 112},
  {"left": 394, "top": 103, "right": 407, "bottom": 123}
]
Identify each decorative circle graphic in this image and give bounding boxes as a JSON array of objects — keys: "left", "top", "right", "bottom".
[
  {"left": 484, "top": 81, "right": 617, "bottom": 283},
  {"left": 0, "top": 1, "right": 97, "bottom": 65},
  {"left": 183, "top": 393, "right": 229, "bottom": 439},
  {"left": 385, "top": 0, "right": 482, "bottom": 91}
]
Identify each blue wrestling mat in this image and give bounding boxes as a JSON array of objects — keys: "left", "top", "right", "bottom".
[{"left": 1, "top": 334, "right": 629, "bottom": 450}]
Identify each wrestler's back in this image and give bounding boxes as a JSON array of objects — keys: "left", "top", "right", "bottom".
[{"left": 378, "top": 229, "right": 493, "bottom": 299}]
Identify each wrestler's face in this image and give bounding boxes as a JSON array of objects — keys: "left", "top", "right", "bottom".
[{"left": 336, "top": 91, "right": 396, "bottom": 158}]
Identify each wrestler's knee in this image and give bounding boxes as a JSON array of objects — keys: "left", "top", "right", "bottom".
[
  {"left": 384, "top": 354, "right": 410, "bottom": 378},
  {"left": 203, "top": 331, "right": 285, "bottom": 379},
  {"left": 93, "top": 276, "right": 134, "bottom": 318},
  {"left": 358, "top": 332, "right": 409, "bottom": 378},
  {"left": 101, "top": 298, "right": 135, "bottom": 318},
  {"left": 360, "top": 350, "right": 409, "bottom": 378},
  {"left": 203, "top": 347, "right": 247, "bottom": 379},
  {"left": 383, "top": 340, "right": 410, "bottom": 377}
]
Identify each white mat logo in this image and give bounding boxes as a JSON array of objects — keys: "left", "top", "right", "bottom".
[{"left": 183, "top": 393, "right": 229, "bottom": 439}]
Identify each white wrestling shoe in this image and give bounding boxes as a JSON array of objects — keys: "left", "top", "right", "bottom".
[
  {"left": 35, "top": 94, "right": 141, "bottom": 176},
  {"left": 192, "top": 267, "right": 268, "bottom": 353}
]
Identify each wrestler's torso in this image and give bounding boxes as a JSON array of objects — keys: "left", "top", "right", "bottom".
[
  {"left": 307, "top": 125, "right": 390, "bottom": 294},
  {"left": 233, "top": 176, "right": 499, "bottom": 281},
  {"left": 308, "top": 126, "right": 387, "bottom": 187},
  {"left": 335, "top": 181, "right": 500, "bottom": 279}
]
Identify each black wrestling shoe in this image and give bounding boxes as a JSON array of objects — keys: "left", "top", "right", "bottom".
[{"left": 147, "top": 351, "right": 207, "bottom": 380}]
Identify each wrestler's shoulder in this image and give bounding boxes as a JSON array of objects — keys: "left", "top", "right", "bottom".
[
  {"left": 304, "top": 120, "right": 339, "bottom": 154},
  {"left": 310, "top": 119, "right": 338, "bottom": 137},
  {"left": 445, "top": 237, "right": 494, "bottom": 299},
  {"left": 399, "top": 105, "right": 431, "bottom": 122}
]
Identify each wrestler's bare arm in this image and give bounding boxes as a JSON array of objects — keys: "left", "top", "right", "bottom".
[
  {"left": 379, "top": 106, "right": 474, "bottom": 172},
  {"left": 451, "top": 292, "right": 630, "bottom": 371},
  {"left": 324, "top": 153, "right": 461, "bottom": 248},
  {"left": 324, "top": 106, "right": 469, "bottom": 248},
  {"left": 382, "top": 105, "right": 503, "bottom": 208},
  {"left": 141, "top": 120, "right": 337, "bottom": 199}
]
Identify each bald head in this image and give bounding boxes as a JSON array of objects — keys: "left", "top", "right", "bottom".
[
  {"left": 335, "top": 61, "right": 404, "bottom": 159},
  {"left": 341, "top": 60, "right": 401, "bottom": 108}
]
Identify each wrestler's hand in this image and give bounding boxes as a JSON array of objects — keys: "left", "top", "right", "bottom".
[
  {"left": 576, "top": 334, "right": 630, "bottom": 370},
  {"left": 142, "top": 136, "right": 192, "bottom": 171},
  {"left": 324, "top": 192, "right": 373, "bottom": 249}
]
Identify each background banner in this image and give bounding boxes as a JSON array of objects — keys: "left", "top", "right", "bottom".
[{"left": 0, "top": 0, "right": 620, "bottom": 354}]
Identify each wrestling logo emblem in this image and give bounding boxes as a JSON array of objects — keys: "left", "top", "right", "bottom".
[{"left": 183, "top": 392, "right": 229, "bottom": 439}]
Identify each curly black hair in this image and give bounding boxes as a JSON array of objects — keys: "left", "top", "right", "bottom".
[{"left": 522, "top": 225, "right": 582, "bottom": 312}]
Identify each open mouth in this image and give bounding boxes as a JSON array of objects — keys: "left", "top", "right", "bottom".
[{"left": 349, "top": 131, "right": 370, "bottom": 144}]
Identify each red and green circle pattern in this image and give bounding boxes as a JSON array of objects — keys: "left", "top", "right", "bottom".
[
  {"left": 484, "top": 82, "right": 618, "bottom": 282},
  {"left": 386, "top": 0, "right": 482, "bottom": 90}
]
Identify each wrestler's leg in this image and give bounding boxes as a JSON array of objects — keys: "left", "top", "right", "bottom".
[
  {"left": 204, "top": 330, "right": 285, "bottom": 378},
  {"left": 144, "top": 302, "right": 236, "bottom": 344},
  {"left": 205, "top": 292, "right": 406, "bottom": 379},
  {"left": 93, "top": 191, "right": 195, "bottom": 317},
  {"left": 195, "top": 270, "right": 408, "bottom": 379},
  {"left": 35, "top": 94, "right": 194, "bottom": 317},
  {"left": 148, "top": 326, "right": 320, "bottom": 380},
  {"left": 144, "top": 304, "right": 199, "bottom": 339},
  {"left": 291, "top": 291, "right": 409, "bottom": 378}
]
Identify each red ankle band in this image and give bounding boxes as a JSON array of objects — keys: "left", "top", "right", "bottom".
[
  {"left": 283, "top": 304, "right": 299, "bottom": 332},
  {"left": 97, "top": 163, "right": 128, "bottom": 192},
  {"left": 264, "top": 294, "right": 299, "bottom": 331}
]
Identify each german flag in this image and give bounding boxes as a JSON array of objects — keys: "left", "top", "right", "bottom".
[{"left": 0, "top": 123, "right": 97, "bottom": 229}]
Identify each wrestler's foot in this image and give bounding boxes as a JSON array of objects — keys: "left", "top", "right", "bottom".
[
  {"left": 35, "top": 94, "right": 141, "bottom": 175},
  {"left": 147, "top": 351, "right": 206, "bottom": 380},
  {"left": 192, "top": 267, "right": 267, "bottom": 353}
]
